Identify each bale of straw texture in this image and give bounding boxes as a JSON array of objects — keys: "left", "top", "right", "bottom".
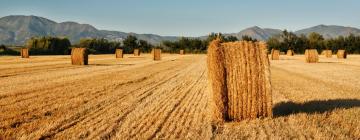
[
  {"left": 286, "top": 50, "right": 295, "bottom": 56},
  {"left": 133, "top": 49, "right": 140, "bottom": 56},
  {"left": 20, "top": 48, "right": 29, "bottom": 58},
  {"left": 271, "top": 49, "right": 280, "bottom": 60},
  {"left": 305, "top": 49, "right": 319, "bottom": 63},
  {"left": 337, "top": 50, "right": 347, "bottom": 59},
  {"left": 71, "top": 48, "right": 88, "bottom": 65},
  {"left": 324, "top": 50, "right": 332, "bottom": 58},
  {"left": 180, "top": 50, "right": 185, "bottom": 55},
  {"left": 207, "top": 40, "right": 272, "bottom": 122},
  {"left": 153, "top": 48, "right": 161, "bottom": 61},
  {"left": 115, "top": 49, "right": 123, "bottom": 58}
]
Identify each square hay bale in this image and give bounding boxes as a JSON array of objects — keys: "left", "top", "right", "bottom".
[
  {"left": 115, "top": 49, "right": 123, "bottom": 58},
  {"left": 286, "top": 50, "right": 294, "bottom": 56},
  {"left": 134, "top": 49, "right": 140, "bottom": 56},
  {"left": 271, "top": 49, "right": 280, "bottom": 60},
  {"left": 337, "top": 50, "right": 347, "bottom": 59},
  {"left": 207, "top": 39, "right": 272, "bottom": 122},
  {"left": 305, "top": 49, "right": 319, "bottom": 63},
  {"left": 180, "top": 50, "right": 185, "bottom": 55},
  {"left": 153, "top": 48, "right": 161, "bottom": 61},
  {"left": 324, "top": 50, "right": 332, "bottom": 58},
  {"left": 21, "top": 48, "right": 29, "bottom": 58},
  {"left": 71, "top": 48, "right": 88, "bottom": 65}
]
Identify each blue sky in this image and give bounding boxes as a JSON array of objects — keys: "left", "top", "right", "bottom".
[{"left": 0, "top": 0, "right": 359, "bottom": 36}]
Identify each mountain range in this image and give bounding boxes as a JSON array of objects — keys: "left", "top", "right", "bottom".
[{"left": 1, "top": 15, "right": 360, "bottom": 45}]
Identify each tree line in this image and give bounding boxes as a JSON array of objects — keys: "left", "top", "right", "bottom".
[
  {"left": 1, "top": 31, "right": 360, "bottom": 55},
  {"left": 267, "top": 30, "right": 360, "bottom": 54}
]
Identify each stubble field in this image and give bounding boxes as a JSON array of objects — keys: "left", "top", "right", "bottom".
[{"left": 0, "top": 54, "right": 359, "bottom": 139}]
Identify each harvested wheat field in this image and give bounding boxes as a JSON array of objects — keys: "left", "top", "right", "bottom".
[{"left": 1, "top": 54, "right": 360, "bottom": 139}]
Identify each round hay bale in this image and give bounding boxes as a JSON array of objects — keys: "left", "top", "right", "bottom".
[
  {"left": 20, "top": 48, "right": 29, "bottom": 58},
  {"left": 286, "top": 50, "right": 294, "bottom": 56},
  {"left": 134, "top": 49, "right": 140, "bottom": 56},
  {"left": 271, "top": 49, "right": 280, "bottom": 60},
  {"left": 153, "top": 48, "right": 161, "bottom": 61},
  {"left": 337, "top": 50, "right": 347, "bottom": 59},
  {"left": 180, "top": 50, "right": 185, "bottom": 55},
  {"left": 207, "top": 40, "right": 272, "bottom": 122},
  {"left": 305, "top": 49, "right": 319, "bottom": 63},
  {"left": 324, "top": 50, "right": 332, "bottom": 58},
  {"left": 71, "top": 48, "right": 88, "bottom": 65},
  {"left": 115, "top": 49, "right": 123, "bottom": 58}
]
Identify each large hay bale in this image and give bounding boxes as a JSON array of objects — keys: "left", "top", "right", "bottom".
[
  {"left": 337, "top": 50, "right": 347, "bottom": 59},
  {"left": 134, "top": 49, "right": 140, "bottom": 56},
  {"left": 21, "top": 48, "right": 29, "bottom": 58},
  {"left": 180, "top": 50, "right": 185, "bottom": 55},
  {"left": 115, "top": 49, "right": 123, "bottom": 58},
  {"left": 286, "top": 50, "right": 294, "bottom": 56},
  {"left": 207, "top": 39, "right": 272, "bottom": 122},
  {"left": 71, "top": 48, "right": 88, "bottom": 65},
  {"left": 271, "top": 49, "right": 280, "bottom": 60},
  {"left": 324, "top": 50, "right": 332, "bottom": 58},
  {"left": 153, "top": 48, "right": 161, "bottom": 61},
  {"left": 305, "top": 49, "right": 319, "bottom": 63}
]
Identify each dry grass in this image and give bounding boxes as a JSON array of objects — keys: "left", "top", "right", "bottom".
[
  {"left": 21, "top": 48, "right": 29, "bottom": 58},
  {"left": 0, "top": 53, "right": 360, "bottom": 139},
  {"left": 271, "top": 49, "right": 280, "bottom": 60},
  {"left": 71, "top": 48, "right": 88, "bottom": 65},
  {"left": 207, "top": 40, "right": 272, "bottom": 122},
  {"left": 115, "top": 49, "right": 123, "bottom": 58},
  {"left": 305, "top": 49, "right": 319, "bottom": 63},
  {"left": 337, "top": 50, "right": 347, "bottom": 59}
]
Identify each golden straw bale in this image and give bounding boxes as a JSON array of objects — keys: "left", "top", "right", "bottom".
[
  {"left": 134, "top": 49, "right": 140, "bottom": 56},
  {"left": 207, "top": 40, "right": 272, "bottom": 122},
  {"left": 305, "top": 49, "right": 319, "bottom": 63},
  {"left": 324, "top": 50, "right": 332, "bottom": 58},
  {"left": 71, "top": 48, "right": 88, "bottom": 65},
  {"left": 271, "top": 49, "right": 280, "bottom": 60},
  {"left": 180, "top": 50, "right": 185, "bottom": 55},
  {"left": 337, "top": 50, "right": 347, "bottom": 59},
  {"left": 153, "top": 48, "right": 161, "bottom": 61},
  {"left": 115, "top": 49, "right": 123, "bottom": 58},
  {"left": 20, "top": 48, "right": 29, "bottom": 58},
  {"left": 286, "top": 50, "right": 294, "bottom": 56}
]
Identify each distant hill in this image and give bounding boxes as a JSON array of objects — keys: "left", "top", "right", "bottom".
[
  {"left": 1, "top": 15, "right": 360, "bottom": 45},
  {"left": 0, "top": 15, "right": 179, "bottom": 45},
  {"left": 227, "top": 26, "right": 282, "bottom": 41},
  {"left": 295, "top": 25, "right": 360, "bottom": 39}
]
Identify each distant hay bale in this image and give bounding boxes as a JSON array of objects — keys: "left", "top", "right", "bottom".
[
  {"left": 153, "top": 48, "right": 161, "bottom": 61},
  {"left": 115, "top": 49, "right": 123, "bottom": 58},
  {"left": 305, "top": 49, "right": 319, "bottom": 63},
  {"left": 286, "top": 50, "right": 294, "bottom": 56},
  {"left": 180, "top": 50, "right": 185, "bottom": 55},
  {"left": 280, "top": 52, "right": 285, "bottom": 55},
  {"left": 324, "top": 50, "right": 332, "bottom": 58},
  {"left": 207, "top": 39, "right": 272, "bottom": 122},
  {"left": 337, "top": 50, "right": 347, "bottom": 59},
  {"left": 71, "top": 48, "right": 88, "bottom": 65},
  {"left": 134, "top": 49, "right": 140, "bottom": 56},
  {"left": 21, "top": 48, "right": 29, "bottom": 58},
  {"left": 271, "top": 49, "right": 280, "bottom": 60}
]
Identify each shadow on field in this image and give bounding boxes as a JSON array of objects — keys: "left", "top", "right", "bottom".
[
  {"left": 318, "top": 62, "right": 342, "bottom": 64},
  {"left": 90, "top": 64, "right": 135, "bottom": 66},
  {"left": 273, "top": 99, "right": 360, "bottom": 117}
]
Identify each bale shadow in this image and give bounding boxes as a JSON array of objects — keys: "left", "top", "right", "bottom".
[
  {"left": 318, "top": 62, "right": 342, "bottom": 64},
  {"left": 273, "top": 99, "right": 360, "bottom": 117}
]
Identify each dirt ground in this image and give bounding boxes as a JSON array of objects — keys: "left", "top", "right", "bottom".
[{"left": 0, "top": 54, "right": 359, "bottom": 139}]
